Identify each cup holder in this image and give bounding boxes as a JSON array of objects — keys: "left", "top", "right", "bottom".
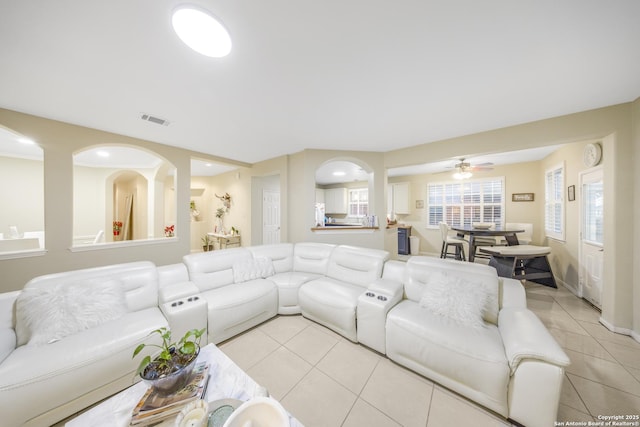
[
  {"left": 377, "top": 295, "right": 388, "bottom": 301},
  {"left": 171, "top": 300, "right": 184, "bottom": 307},
  {"left": 365, "top": 292, "right": 375, "bottom": 297},
  {"left": 187, "top": 296, "right": 200, "bottom": 302}
]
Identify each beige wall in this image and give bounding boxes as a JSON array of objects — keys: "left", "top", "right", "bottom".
[
  {"left": 385, "top": 103, "right": 636, "bottom": 339},
  {"left": 1, "top": 100, "right": 638, "bottom": 341},
  {"left": 0, "top": 108, "right": 195, "bottom": 291},
  {"left": 0, "top": 156, "right": 44, "bottom": 235},
  {"left": 633, "top": 97, "right": 640, "bottom": 341},
  {"left": 286, "top": 149, "right": 386, "bottom": 249},
  {"left": 540, "top": 140, "right": 597, "bottom": 294},
  {"left": 387, "top": 160, "right": 544, "bottom": 258}
]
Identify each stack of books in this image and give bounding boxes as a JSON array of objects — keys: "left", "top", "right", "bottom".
[{"left": 130, "top": 362, "right": 210, "bottom": 426}]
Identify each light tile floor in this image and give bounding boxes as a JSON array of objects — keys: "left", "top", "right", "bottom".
[{"left": 218, "top": 282, "right": 640, "bottom": 427}]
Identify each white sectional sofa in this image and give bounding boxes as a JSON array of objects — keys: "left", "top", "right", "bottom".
[{"left": 0, "top": 243, "right": 570, "bottom": 427}]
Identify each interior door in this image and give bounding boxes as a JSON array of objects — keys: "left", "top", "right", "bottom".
[
  {"left": 263, "top": 189, "right": 281, "bottom": 245},
  {"left": 579, "top": 167, "right": 604, "bottom": 309}
]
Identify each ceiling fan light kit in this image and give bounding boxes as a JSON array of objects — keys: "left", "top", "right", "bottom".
[
  {"left": 449, "top": 158, "right": 493, "bottom": 180},
  {"left": 453, "top": 170, "right": 473, "bottom": 180}
]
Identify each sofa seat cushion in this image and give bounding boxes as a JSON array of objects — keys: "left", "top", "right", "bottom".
[
  {"left": 269, "top": 272, "right": 322, "bottom": 314},
  {"left": 298, "top": 277, "right": 363, "bottom": 341},
  {"left": 0, "top": 307, "right": 167, "bottom": 427},
  {"left": 386, "top": 300, "right": 510, "bottom": 416},
  {"left": 201, "top": 279, "right": 278, "bottom": 344}
]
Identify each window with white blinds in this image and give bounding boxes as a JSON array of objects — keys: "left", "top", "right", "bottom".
[
  {"left": 544, "top": 163, "right": 565, "bottom": 240},
  {"left": 427, "top": 178, "right": 504, "bottom": 228},
  {"left": 348, "top": 188, "right": 368, "bottom": 217}
]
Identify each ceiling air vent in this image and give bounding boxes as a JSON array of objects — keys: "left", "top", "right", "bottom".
[{"left": 140, "top": 113, "right": 170, "bottom": 126}]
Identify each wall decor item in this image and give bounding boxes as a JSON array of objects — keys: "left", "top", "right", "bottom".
[
  {"left": 215, "top": 192, "right": 231, "bottom": 209},
  {"left": 583, "top": 142, "right": 602, "bottom": 167},
  {"left": 415, "top": 200, "right": 424, "bottom": 209},
  {"left": 568, "top": 185, "right": 575, "bottom": 201},
  {"left": 512, "top": 193, "right": 534, "bottom": 202}
]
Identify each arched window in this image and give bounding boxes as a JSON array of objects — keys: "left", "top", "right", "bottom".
[
  {"left": 72, "top": 145, "right": 176, "bottom": 247},
  {"left": 0, "top": 125, "right": 45, "bottom": 257}
]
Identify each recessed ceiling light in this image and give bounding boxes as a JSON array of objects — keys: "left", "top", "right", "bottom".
[
  {"left": 17, "top": 137, "right": 35, "bottom": 145},
  {"left": 333, "top": 171, "right": 346, "bottom": 177},
  {"left": 96, "top": 150, "right": 110, "bottom": 158},
  {"left": 172, "top": 6, "right": 232, "bottom": 58}
]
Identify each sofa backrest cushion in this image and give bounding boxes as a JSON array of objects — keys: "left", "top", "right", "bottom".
[
  {"left": 326, "top": 245, "right": 389, "bottom": 287},
  {"left": 183, "top": 248, "right": 253, "bottom": 292},
  {"left": 15, "top": 261, "right": 158, "bottom": 346},
  {"left": 157, "top": 263, "right": 190, "bottom": 288},
  {"left": 382, "top": 260, "right": 405, "bottom": 284},
  {"left": 292, "top": 242, "right": 335, "bottom": 274},
  {"left": 404, "top": 256, "right": 500, "bottom": 325},
  {"left": 248, "top": 243, "right": 294, "bottom": 273}
]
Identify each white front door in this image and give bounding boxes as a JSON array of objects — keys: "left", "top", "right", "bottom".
[
  {"left": 263, "top": 189, "right": 281, "bottom": 244},
  {"left": 579, "top": 167, "right": 604, "bottom": 309}
]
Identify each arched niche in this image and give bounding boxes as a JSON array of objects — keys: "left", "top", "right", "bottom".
[
  {"left": 0, "top": 125, "right": 45, "bottom": 255},
  {"left": 72, "top": 145, "right": 176, "bottom": 246},
  {"left": 315, "top": 159, "right": 375, "bottom": 224}
]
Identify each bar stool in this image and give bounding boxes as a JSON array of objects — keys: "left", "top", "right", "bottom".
[{"left": 439, "top": 222, "right": 466, "bottom": 261}]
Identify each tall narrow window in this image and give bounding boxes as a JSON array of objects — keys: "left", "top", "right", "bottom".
[
  {"left": 427, "top": 178, "right": 504, "bottom": 227},
  {"left": 348, "top": 188, "right": 368, "bottom": 218},
  {"left": 544, "top": 163, "right": 565, "bottom": 241}
]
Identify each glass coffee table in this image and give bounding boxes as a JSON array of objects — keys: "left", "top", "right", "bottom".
[{"left": 66, "top": 344, "right": 302, "bottom": 426}]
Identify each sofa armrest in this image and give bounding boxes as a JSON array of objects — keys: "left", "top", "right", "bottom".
[
  {"left": 160, "top": 295, "right": 209, "bottom": 346},
  {"left": 0, "top": 291, "right": 19, "bottom": 363},
  {"left": 499, "top": 308, "right": 570, "bottom": 374},
  {"left": 0, "top": 328, "right": 16, "bottom": 364},
  {"left": 159, "top": 282, "right": 201, "bottom": 304},
  {"left": 499, "top": 277, "right": 527, "bottom": 309},
  {"left": 367, "top": 278, "right": 404, "bottom": 301}
]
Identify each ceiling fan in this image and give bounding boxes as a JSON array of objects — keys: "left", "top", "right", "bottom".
[{"left": 445, "top": 158, "right": 494, "bottom": 179}]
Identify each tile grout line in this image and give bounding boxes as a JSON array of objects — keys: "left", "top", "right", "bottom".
[{"left": 545, "top": 285, "right": 640, "bottom": 397}]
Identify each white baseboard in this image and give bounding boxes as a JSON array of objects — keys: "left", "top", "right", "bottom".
[{"left": 599, "top": 317, "right": 640, "bottom": 344}]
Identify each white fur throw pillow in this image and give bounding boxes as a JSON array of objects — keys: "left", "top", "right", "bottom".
[
  {"left": 419, "top": 272, "right": 488, "bottom": 329},
  {"left": 16, "top": 279, "right": 126, "bottom": 346},
  {"left": 233, "top": 257, "right": 275, "bottom": 283}
]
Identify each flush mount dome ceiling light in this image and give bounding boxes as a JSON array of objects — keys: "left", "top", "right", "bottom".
[{"left": 172, "top": 6, "right": 232, "bottom": 58}]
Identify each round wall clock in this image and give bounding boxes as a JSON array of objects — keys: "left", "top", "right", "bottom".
[{"left": 583, "top": 142, "right": 602, "bottom": 167}]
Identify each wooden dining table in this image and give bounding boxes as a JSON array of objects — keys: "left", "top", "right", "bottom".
[{"left": 450, "top": 225, "right": 524, "bottom": 262}]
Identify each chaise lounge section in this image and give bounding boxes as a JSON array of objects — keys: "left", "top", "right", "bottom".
[{"left": 385, "top": 256, "right": 570, "bottom": 427}]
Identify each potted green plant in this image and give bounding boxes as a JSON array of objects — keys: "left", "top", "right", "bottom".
[
  {"left": 201, "top": 235, "right": 213, "bottom": 251},
  {"left": 132, "top": 327, "right": 205, "bottom": 395}
]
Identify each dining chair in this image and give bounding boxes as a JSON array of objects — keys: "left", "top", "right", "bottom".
[
  {"left": 439, "top": 222, "right": 466, "bottom": 261},
  {"left": 470, "top": 223, "right": 500, "bottom": 260}
]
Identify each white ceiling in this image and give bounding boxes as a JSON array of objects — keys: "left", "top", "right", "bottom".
[
  {"left": 1, "top": 1, "right": 638, "bottom": 167},
  {"left": 316, "top": 160, "right": 370, "bottom": 185},
  {"left": 388, "top": 144, "right": 565, "bottom": 177}
]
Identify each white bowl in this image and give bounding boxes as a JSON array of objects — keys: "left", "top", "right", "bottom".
[
  {"left": 472, "top": 223, "right": 493, "bottom": 230},
  {"left": 222, "top": 397, "right": 289, "bottom": 427}
]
